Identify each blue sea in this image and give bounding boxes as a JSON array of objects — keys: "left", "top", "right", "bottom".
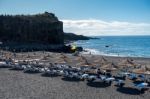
[{"left": 75, "top": 36, "right": 150, "bottom": 58}]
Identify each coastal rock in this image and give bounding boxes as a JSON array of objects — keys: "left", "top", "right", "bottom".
[
  {"left": 64, "top": 33, "right": 91, "bottom": 41},
  {"left": 0, "top": 12, "right": 85, "bottom": 52},
  {"left": 0, "top": 12, "right": 64, "bottom": 44}
]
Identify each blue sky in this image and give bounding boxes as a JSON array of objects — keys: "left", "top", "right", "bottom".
[{"left": 0, "top": 0, "right": 150, "bottom": 36}]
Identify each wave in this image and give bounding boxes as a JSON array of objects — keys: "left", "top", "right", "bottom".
[
  {"left": 82, "top": 48, "right": 106, "bottom": 55},
  {"left": 82, "top": 48, "right": 149, "bottom": 58}
]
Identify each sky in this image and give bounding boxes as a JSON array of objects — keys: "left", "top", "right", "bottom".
[{"left": 0, "top": 0, "right": 150, "bottom": 36}]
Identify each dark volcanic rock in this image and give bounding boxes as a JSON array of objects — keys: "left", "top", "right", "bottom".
[
  {"left": 64, "top": 33, "right": 91, "bottom": 41},
  {"left": 0, "top": 12, "right": 64, "bottom": 45},
  {"left": 0, "top": 12, "right": 86, "bottom": 52}
]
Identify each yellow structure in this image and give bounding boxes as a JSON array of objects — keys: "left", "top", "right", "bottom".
[{"left": 71, "top": 45, "right": 77, "bottom": 52}]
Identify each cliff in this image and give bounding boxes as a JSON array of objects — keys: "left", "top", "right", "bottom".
[
  {"left": 0, "top": 12, "right": 88, "bottom": 52},
  {"left": 0, "top": 12, "right": 64, "bottom": 45}
]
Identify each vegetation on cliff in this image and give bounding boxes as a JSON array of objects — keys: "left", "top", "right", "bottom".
[{"left": 0, "top": 12, "right": 64, "bottom": 44}]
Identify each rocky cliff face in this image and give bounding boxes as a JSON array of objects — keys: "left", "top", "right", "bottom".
[
  {"left": 0, "top": 12, "right": 86, "bottom": 52},
  {"left": 0, "top": 12, "right": 64, "bottom": 45}
]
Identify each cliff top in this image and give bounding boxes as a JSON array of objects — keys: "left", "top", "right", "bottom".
[{"left": 0, "top": 12, "right": 60, "bottom": 23}]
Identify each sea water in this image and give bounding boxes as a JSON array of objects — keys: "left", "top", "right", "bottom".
[{"left": 75, "top": 36, "right": 150, "bottom": 58}]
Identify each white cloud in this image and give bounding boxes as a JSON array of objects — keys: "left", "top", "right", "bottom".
[{"left": 61, "top": 19, "right": 150, "bottom": 36}]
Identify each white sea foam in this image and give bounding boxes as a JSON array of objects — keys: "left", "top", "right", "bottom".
[
  {"left": 82, "top": 49, "right": 148, "bottom": 58},
  {"left": 82, "top": 48, "right": 128, "bottom": 57},
  {"left": 82, "top": 48, "right": 104, "bottom": 55}
]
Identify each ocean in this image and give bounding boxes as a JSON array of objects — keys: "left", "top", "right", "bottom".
[{"left": 75, "top": 36, "right": 150, "bottom": 58}]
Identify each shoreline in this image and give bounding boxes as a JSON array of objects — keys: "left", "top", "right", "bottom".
[{"left": 82, "top": 48, "right": 150, "bottom": 59}]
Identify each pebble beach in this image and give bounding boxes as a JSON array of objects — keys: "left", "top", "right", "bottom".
[{"left": 0, "top": 51, "right": 150, "bottom": 99}]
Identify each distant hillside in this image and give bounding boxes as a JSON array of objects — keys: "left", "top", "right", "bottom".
[{"left": 64, "top": 33, "right": 91, "bottom": 41}]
